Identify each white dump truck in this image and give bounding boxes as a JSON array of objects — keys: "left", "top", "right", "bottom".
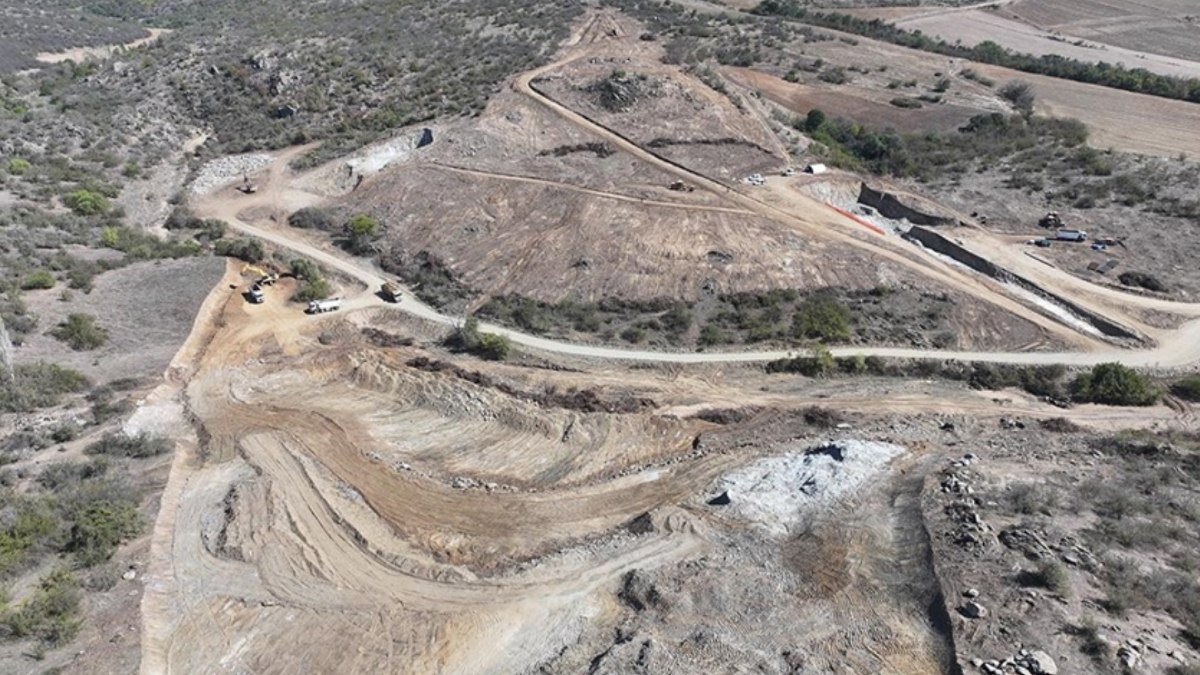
[
  {"left": 305, "top": 298, "right": 343, "bottom": 314},
  {"left": 1055, "top": 228, "right": 1088, "bottom": 242},
  {"left": 247, "top": 285, "right": 264, "bottom": 304}
]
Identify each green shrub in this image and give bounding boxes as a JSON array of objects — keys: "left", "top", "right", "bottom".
[
  {"left": 1172, "top": 375, "right": 1200, "bottom": 402},
  {"left": 1071, "top": 363, "right": 1157, "bottom": 406},
  {"left": 0, "top": 501, "right": 58, "bottom": 576},
  {"left": 1, "top": 567, "right": 81, "bottom": 646},
  {"left": 213, "top": 237, "right": 265, "bottom": 262},
  {"left": 19, "top": 271, "right": 55, "bottom": 291},
  {"left": 100, "top": 226, "right": 203, "bottom": 260},
  {"left": 344, "top": 214, "right": 380, "bottom": 254},
  {"left": 84, "top": 432, "right": 172, "bottom": 459},
  {"left": 792, "top": 295, "right": 851, "bottom": 342},
  {"left": 698, "top": 324, "right": 726, "bottom": 347},
  {"left": 766, "top": 345, "right": 835, "bottom": 377},
  {"left": 0, "top": 363, "right": 90, "bottom": 413},
  {"left": 49, "top": 314, "right": 108, "bottom": 351},
  {"left": 63, "top": 190, "right": 109, "bottom": 216},
  {"left": 288, "top": 207, "right": 335, "bottom": 231},
  {"left": 293, "top": 278, "right": 332, "bottom": 303},
  {"left": 1031, "top": 560, "right": 1071, "bottom": 596},
  {"left": 476, "top": 333, "right": 512, "bottom": 361},
  {"left": 6, "top": 158, "right": 30, "bottom": 176},
  {"left": 66, "top": 501, "right": 142, "bottom": 567},
  {"left": 289, "top": 258, "right": 321, "bottom": 281}
]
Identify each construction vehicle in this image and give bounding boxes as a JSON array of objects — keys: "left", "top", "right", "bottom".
[
  {"left": 241, "top": 263, "right": 279, "bottom": 287},
  {"left": 1056, "top": 228, "right": 1088, "bottom": 242},
  {"left": 246, "top": 285, "right": 265, "bottom": 304},
  {"left": 1038, "top": 212, "right": 1063, "bottom": 229},
  {"left": 380, "top": 281, "right": 402, "bottom": 303},
  {"left": 305, "top": 298, "right": 342, "bottom": 314}
]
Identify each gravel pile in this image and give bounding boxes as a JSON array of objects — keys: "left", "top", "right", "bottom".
[
  {"left": 714, "top": 439, "right": 904, "bottom": 536},
  {"left": 189, "top": 153, "right": 272, "bottom": 195}
]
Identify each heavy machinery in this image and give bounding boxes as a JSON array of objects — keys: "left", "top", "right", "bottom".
[
  {"left": 242, "top": 263, "right": 279, "bottom": 287},
  {"left": 1038, "top": 212, "right": 1063, "bottom": 229},
  {"left": 380, "top": 281, "right": 402, "bottom": 303},
  {"left": 306, "top": 298, "right": 343, "bottom": 314}
]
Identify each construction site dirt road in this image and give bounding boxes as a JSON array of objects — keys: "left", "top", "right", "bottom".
[{"left": 141, "top": 12, "right": 1200, "bottom": 674}]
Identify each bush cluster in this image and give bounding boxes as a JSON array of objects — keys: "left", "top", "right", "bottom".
[{"left": 49, "top": 313, "right": 108, "bottom": 351}]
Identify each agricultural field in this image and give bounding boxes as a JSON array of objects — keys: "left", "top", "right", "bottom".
[
  {"left": 895, "top": 7, "right": 1200, "bottom": 81},
  {"left": 1008, "top": 0, "right": 1200, "bottom": 62}
]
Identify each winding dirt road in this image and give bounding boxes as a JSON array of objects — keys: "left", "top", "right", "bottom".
[{"left": 192, "top": 61, "right": 1200, "bottom": 370}]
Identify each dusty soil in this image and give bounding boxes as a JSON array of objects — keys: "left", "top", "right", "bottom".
[
  {"left": 896, "top": 8, "right": 1200, "bottom": 80},
  {"left": 1007, "top": 0, "right": 1200, "bottom": 62},
  {"left": 763, "top": 25, "right": 1200, "bottom": 159},
  {"left": 339, "top": 18, "right": 1080, "bottom": 353},
  {"left": 14, "top": 256, "right": 226, "bottom": 383},
  {"left": 138, "top": 279, "right": 1194, "bottom": 673},
  {"left": 725, "top": 67, "right": 993, "bottom": 134}
]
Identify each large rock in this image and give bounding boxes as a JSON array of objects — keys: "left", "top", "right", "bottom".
[
  {"left": 960, "top": 601, "right": 988, "bottom": 619},
  {"left": 1025, "top": 650, "right": 1057, "bottom": 674}
]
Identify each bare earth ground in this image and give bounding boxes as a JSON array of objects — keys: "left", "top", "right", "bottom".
[
  {"left": 724, "top": 67, "right": 993, "bottom": 134},
  {"left": 339, "top": 25, "right": 1064, "bottom": 352},
  {"left": 14, "top": 256, "right": 226, "bottom": 383},
  {"left": 753, "top": 23, "right": 1200, "bottom": 159},
  {"left": 136, "top": 280, "right": 1198, "bottom": 673},
  {"left": 5, "top": 7, "right": 1199, "bottom": 675},
  {"left": 896, "top": 8, "right": 1200, "bottom": 80},
  {"left": 1007, "top": 0, "right": 1200, "bottom": 62}
]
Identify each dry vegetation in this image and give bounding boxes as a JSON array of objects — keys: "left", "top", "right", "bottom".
[{"left": 2, "top": 0, "right": 1200, "bottom": 672}]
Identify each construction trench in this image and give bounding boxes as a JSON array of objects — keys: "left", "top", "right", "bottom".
[{"left": 901, "top": 226, "right": 1144, "bottom": 344}]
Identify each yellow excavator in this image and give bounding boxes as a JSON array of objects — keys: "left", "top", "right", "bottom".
[{"left": 241, "top": 263, "right": 279, "bottom": 286}]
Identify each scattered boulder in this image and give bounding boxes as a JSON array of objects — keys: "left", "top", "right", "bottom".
[
  {"left": 1022, "top": 650, "right": 1057, "bottom": 675},
  {"left": 960, "top": 601, "right": 988, "bottom": 619}
]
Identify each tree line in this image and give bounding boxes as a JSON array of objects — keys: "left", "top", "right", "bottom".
[{"left": 753, "top": 0, "right": 1200, "bottom": 104}]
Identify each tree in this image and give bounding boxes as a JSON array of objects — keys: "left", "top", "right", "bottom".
[
  {"left": 289, "top": 258, "right": 321, "bottom": 281},
  {"left": 792, "top": 295, "right": 851, "bottom": 342},
  {"left": 999, "top": 80, "right": 1035, "bottom": 115},
  {"left": 343, "top": 214, "right": 380, "bottom": 255},
  {"left": 1071, "top": 363, "right": 1157, "bottom": 406},
  {"left": 804, "top": 108, "right": 826, "bottom": 133}
]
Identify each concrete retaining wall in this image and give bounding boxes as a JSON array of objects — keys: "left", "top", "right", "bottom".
[
  {"left": 903, "top": 226, "right": 1142, "bottom": 342},
  {"left": 858, "top": 184, "right": 955, "bottom": 227}
]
